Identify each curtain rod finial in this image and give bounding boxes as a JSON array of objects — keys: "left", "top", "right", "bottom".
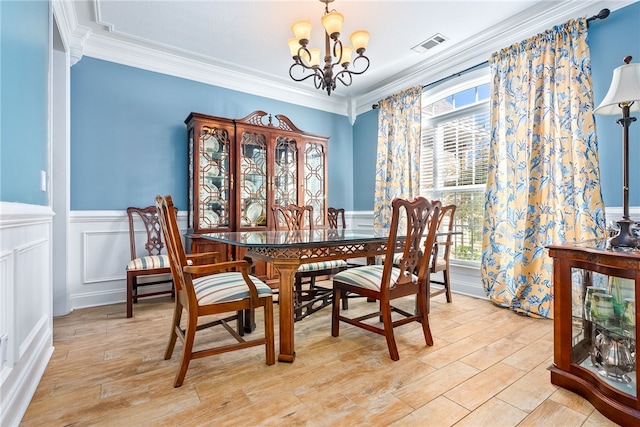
[{"left": 587, "top": 8, "right": 610, "bottom": 23}]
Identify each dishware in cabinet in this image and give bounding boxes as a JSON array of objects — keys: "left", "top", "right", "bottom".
[
  {"left": 547, "top": 240, "right": 640, "bottom": 424},
  {"left": 185, "top": 112, "right": 234, "bottom": 259}
]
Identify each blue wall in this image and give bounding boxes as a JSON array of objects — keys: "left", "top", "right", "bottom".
[
  {"left": 588, "top": 1, "right": 640, "bottom": 208},
  {"left": 352, "top": 108, "right": 378, "bottom": 210},
  {"left": 0, "top": 0, "right": 49, "bottom": 205},
  {"left": 350, "top": 1, "right": 640, "bottom": 212},
  {"left": 70, "top": 58, "right": 354, "bottom": 211}
]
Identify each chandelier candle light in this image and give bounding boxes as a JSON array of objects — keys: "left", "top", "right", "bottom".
[
  {"left": 288, "top": 0, "right": 370, "bottom": 95},
  {"left": 594, "top": 55, "right": 640, "bottom": 248}
]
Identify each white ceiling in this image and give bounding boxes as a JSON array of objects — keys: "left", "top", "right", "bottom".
[{"left": 57, "top": 0, "right": 635, "bottom": 117}]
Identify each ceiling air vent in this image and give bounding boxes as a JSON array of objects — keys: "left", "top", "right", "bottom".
[{"left": 412, "top": 33, "right": 447, "bottom": 53}]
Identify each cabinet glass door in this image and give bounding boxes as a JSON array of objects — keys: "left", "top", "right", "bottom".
[
  {"left": 572, "top": 267, "right": 636, "bottom": 396},
  {"left": 303, "top": 142, "right": 326, "bottom": 227},
  {"left": 239, "top": 130, "right": 267, "bottom": 227},
  {"left": 198, "top": 126, "right": 230, "bottom": 230},
  {"left": 274, "top": 137, "right": 298, "bottom": 207}
]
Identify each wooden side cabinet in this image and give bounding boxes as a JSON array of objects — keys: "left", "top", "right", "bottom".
[{"left": 548, "top": 239, "right": 640, "bottom": 424}]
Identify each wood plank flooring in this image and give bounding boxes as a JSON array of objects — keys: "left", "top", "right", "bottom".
[{"left": 22, "top": 289, "right": 621, "bottom": 426}]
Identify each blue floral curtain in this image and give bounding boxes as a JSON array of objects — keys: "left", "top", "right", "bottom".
[
  {"left": 481, "top": 18, "right": 606, "bottom": 318},
  {"left": 374, "top": 86, "right": 422, "bottom": 232}
]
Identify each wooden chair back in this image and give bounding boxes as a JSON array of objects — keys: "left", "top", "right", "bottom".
[
  {"left": 155, "top": 197, "right": 191, "bottom": 303},
  {"left": 327, "top": 207, "right": 346, "bottom": 229},
  {"left": 383, "top": 198, "right": 441, "bottom": 292},
  {"left": 271, "top": 204, "right": 314, "bottom": 231},
  {"left": 429, "top": 203, "right": 456, "bottom": 303},
  {"left": 432, "top": 204, "right": 456, "bottom": 272},
  {"left": 127, "top": 205, "right": 175, "bottom": 260}
]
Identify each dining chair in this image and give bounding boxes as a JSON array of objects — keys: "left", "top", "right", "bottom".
[
  {"left": 327, "top": 207, "right": 346, "bottom": 229},
  {"left": 429, "top": 204, "right": 456, "bottom": 303},
  {"left": 271, "top": 204, "right": 348, "bottom": 321},
  {"left": 125, "top": 205, "right": 176, "bottom": 318},
  {"left": 156, "top": 194, "right": 275, "bottom": 387},
  {"left": 387, "top": 202, "right": 456, "bottom": 307},
  {"left": 331, "top": 197, "right": 441, "bottom": 361}
]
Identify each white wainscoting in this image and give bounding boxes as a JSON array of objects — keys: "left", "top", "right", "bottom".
[
  {"left": 67, "top": 210, "right": 489, "bottom": 312},
  {"left": 0, "top": 202, "right": 54, "bottom": 427},
  {"left": 68, "top": 210, "right": 188, "bottom": 311}
]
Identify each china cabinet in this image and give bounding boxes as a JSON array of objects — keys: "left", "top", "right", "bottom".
[
  {"left": 185, "top": 111, "right": 329, "bottom": 279},
  {"left": 548, "top": 239, "right": 640, "bottom": 424}
]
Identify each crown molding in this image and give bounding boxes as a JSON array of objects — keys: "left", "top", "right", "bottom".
[
  {"left": 52, "top": 0, "right": 91, "bottom": 66},
  {"left": 352, "top": 0, "right": 638, "bottom": 116},
  {"left": 57, "top": 0, "right": 638, "bottom": 119},
  {"left": 80, "top": 32, "right": 351, "bottom": 116}
]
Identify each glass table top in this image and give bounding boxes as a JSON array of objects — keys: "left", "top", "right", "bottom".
[
  {"left": 196, "top": 228, "right": 461, "bottom": 249},
  {"left": 197, "top": 228, "right": 389, "bottom": 248}
]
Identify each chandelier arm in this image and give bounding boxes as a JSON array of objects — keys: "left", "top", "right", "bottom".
[
  {"left": 289, "top": 63, "right": 325, "bottom": 84},
  {"left": 313, "top": 73, "right": 326, "bottom": 90},
  {"left": 347, "top": 55, "right": 370, "bottom": 75},
  {"left": 331, "top": 39, "right": 344, "bottom": 68},
  {"left": 334, "top": 69, "right": 354, "bottom": 88}
]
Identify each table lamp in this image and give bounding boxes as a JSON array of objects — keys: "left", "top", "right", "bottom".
[{"left": 594, "top": 56, "right": 640, "bottom": 248}]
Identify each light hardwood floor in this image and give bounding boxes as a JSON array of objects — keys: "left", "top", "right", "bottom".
[{"left": 22, "top": 288, "right": 621, "bottom": 426}]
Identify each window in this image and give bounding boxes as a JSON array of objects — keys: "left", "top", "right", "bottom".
[{"left": 420, "top": 73, "right": 490, "bottom": 263}]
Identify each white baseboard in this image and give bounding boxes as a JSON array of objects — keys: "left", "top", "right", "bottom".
[{"left": 0, "top": 329, "right": 53, "bottom": 427}]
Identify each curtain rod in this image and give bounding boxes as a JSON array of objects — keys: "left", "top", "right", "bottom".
[{"left": 371, "top": 8, "right": 610, "bottom": 110}]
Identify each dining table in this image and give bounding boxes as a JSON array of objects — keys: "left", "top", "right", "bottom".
[{"left": 195, "top": 228, "right": 402, "bottom": 362}]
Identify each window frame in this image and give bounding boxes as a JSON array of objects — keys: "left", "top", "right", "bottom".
[{"left": 420, "top": 67, "right": 490, "bottom": 267}]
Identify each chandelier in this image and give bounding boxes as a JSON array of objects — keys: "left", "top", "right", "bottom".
[{"left": 288, "top": 0, "right": 370, "bottom": 96}]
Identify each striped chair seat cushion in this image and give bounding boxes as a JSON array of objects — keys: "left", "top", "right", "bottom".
[
  {"left": 333, "top": 265, "right": 416, "bottom": 291},
  {"left": 127, "top": 255, "right": 170, "bottom": 271},
  {"left": 193, "top": 272, "right": 272, "bottom": 305},
  {"left": 297, "top": 259, "right": 348, "bottom": 273}
]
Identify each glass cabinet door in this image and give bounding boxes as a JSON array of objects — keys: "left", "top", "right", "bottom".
[
  {"left": 303, "top": 142, "right": 326, "bottom": 228},
  {"left": 572, "top": 267, "right": 636, "bottom": 395},
  {"left": 198, "top": 126, "right": 231, "bottom": 230},
  {"left": 239, "top": 130, "right": 267, "bottom": 227},
  {"left": 274, "top": 136, "right": 298, "bottom": 207}
]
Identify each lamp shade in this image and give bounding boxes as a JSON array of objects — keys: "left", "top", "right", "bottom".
[
  {"left": 350, "top": 30, "right": 370, "bottom": 53},
  {"left": 340, "top": 45, "right": 353, "bottom": 65},
  {"left": 288, "top": 38, "right": 301, "bottom": 58},
  {"left": 594, "top": 62, "right": 640, "bottom": 115},
  {"left": 321, "top": 11, "right": 343, "bottom": 38},
  {"left": 308, "top": 48, "right": 321, "bottom": 68},
  {"left": 291, "top": 20, "right": 312, "bottom": 42}
]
